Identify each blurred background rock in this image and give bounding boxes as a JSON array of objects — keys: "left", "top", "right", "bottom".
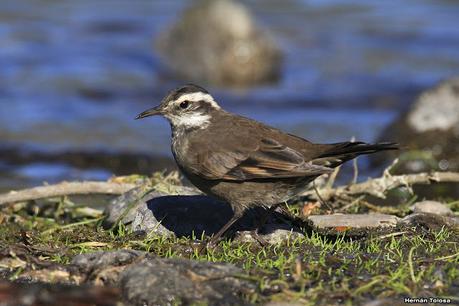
[
  {"left": 1, "top": 0, "right": 459, "bottom": 191},
  {"left": 156, "top": 0, "right": 281, "bottom": 87},
  {"left": 374, "top": 78, "right": 459, "bottom": 174}
]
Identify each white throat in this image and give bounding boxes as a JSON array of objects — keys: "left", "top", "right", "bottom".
[{"left": 168, "top": 112, "right": 211, "bottom": 129}]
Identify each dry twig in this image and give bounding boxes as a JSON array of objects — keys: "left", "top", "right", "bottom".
[
  {"left": 0, "top": 181, "right": 136, "bottom": 206},
  {"left": 302, "top": 171, "right": 459, "bottom": 201}
]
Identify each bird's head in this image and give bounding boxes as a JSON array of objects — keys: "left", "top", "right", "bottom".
[{"left": 136, "top": 84, "right": 221, "bottom": 129}]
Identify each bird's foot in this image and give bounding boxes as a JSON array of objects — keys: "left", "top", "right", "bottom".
[
  {"left": 196, "top": 236, "right": 222, "bottom": 254},
  {"left": 196, "top": 241, "right": 210, "bottom": 254},
  {"left": 250, "top": 229, "right": 269, "bottom": 247}
]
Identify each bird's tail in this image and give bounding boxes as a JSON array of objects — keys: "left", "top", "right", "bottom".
[{"left": 313, "top": 141, "right": 398, "bottom": 168}]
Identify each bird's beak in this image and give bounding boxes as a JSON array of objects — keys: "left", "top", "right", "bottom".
[{"left": 135, "top": 105, "right": 163, "bottom": 120}]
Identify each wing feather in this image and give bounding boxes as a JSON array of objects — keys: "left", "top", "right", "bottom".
[{"left": 194, "top": 138, "right": 332, "bottom": 181}]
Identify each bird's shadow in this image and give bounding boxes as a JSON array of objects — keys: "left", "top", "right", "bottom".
[{"left": 145, "top": 195, "right": 301, "bottom": 238}]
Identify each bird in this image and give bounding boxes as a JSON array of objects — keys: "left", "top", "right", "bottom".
[{"left": 136, "top": 84, "right": 397, "bottom": 245}]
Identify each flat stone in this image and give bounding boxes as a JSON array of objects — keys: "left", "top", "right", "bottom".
[
  {"left": 411, "top": 200, "right": 453, "bottom": 216},
  {"left": 307, "top": 214, "right": 399, "bottom": 235}
]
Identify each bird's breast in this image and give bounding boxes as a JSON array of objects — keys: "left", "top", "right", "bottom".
[{"left": 171, "top": 129, "right": 192, "bottom": 168}]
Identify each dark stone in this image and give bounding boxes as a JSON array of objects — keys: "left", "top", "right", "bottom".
[{"left": 70, "top": 250, "right": 255, "bottom": 306}]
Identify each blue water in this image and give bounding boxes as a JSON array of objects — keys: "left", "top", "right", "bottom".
[{"left": 1, "top": 0, "right": 459, "bottom": 189}]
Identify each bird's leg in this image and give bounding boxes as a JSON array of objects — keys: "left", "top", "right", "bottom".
[
  {"left": 264, "top": 203, "right": 282, "bottom": 225},
  {"left": 276, "top": 202, "right": 298, "bottom": 222},
  {"left": 313, "top": 180, "right": 335, "bottom": 213},
  {"left": 249, "top": 204, "right": 281, "bottom": 246},
  {"left": 276, "top": 202, "right": 304, "bottom": 228},
  {"left": 207, "top": 211, "right": 243, "bottom": 247}
]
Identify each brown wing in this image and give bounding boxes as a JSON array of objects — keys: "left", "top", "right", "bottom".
[{"left": 193, "top": 138, "right": 333, "bottom": 181}]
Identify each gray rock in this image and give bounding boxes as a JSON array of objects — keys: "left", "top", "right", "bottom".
[
  {"left": 411, "top": 200, "right": 453, "bottom": 216},
  {"left": 103, "top": 184, "right": 200, "bottom": 229},
  {"left": 374, "top": 78, "right": 459, "bottom": 173},
  {"left": 103, "top": 185, "right": 160, "bottom": 228},
  {"left": 120, "top": 257, "right": 254, "bottom": 306},
  {"left": 156, "top": 0, "right": 281, "bottom": 87}
]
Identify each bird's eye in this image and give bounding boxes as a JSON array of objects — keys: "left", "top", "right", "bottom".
[{"left": 179, "top": 101, "right": 189, "bottom": 109}]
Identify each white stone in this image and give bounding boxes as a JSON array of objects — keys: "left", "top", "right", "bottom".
[{"left": 411, "top": 200, "right": 453, "bottom": 216}]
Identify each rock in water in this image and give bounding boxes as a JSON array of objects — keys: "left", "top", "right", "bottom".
[
  {"left": 374, "top": 78, "right": 459, "bottom": 173},
  {"left": 156, "top": 0, "right": 281, "bottom": 87},
  {"left": 407, "top": 79, "right": 459, "bottom": 133}
]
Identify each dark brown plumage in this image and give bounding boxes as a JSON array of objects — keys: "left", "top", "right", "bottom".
[{"left": 136, "top": 84, "right": 397, "bottom": 245}]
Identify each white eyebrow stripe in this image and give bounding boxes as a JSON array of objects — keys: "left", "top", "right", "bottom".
[{"left": 175, "top": 92, "right": 221, "bottom": 109}]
